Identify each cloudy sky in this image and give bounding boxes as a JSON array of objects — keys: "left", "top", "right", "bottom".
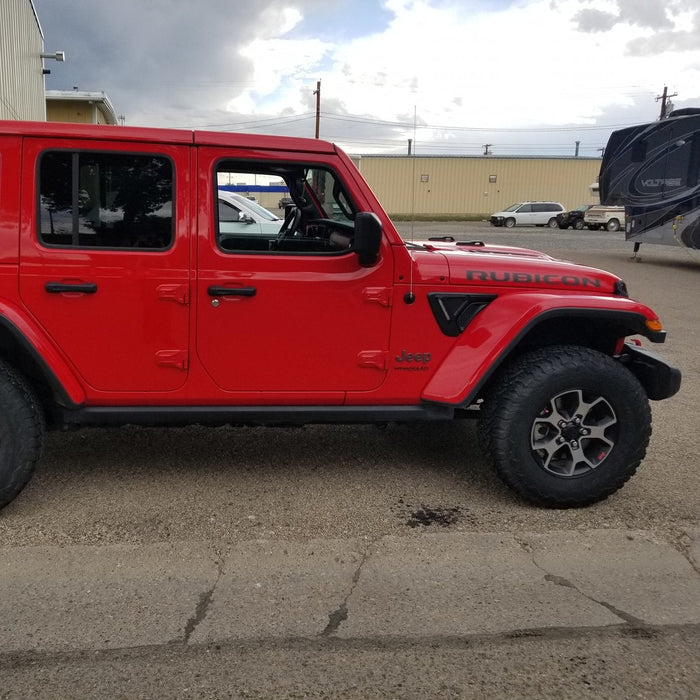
[{"left": 34, "top": 0, "right": 700, "bottom": 156}]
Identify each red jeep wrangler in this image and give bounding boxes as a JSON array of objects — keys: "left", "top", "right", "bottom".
[{"left": 0, "top": 121, "right": 681, "bottom": 510}]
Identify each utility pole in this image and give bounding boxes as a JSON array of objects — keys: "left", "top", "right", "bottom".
[
  {"left": 313, "top": 80, "right": 321, "bottom": 138},
  {"left": 407, "top": 138, "right": 412, "bottom": 155},
  {"left": 482, "top": 144, "right": 492, "bottom": 156},
  {"left": 656, "top": 85, "right": 678, "bottom": 120},
  {"left": 574, "top": 141, "right": 580, "bottom": 157}
]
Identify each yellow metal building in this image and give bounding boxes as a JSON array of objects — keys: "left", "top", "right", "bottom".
[
  {"left": 355, "top": 155, "right": 601, "bottom": 218},
  {"left": 46, "top": 90, "right": 118, "bottom": 125}
]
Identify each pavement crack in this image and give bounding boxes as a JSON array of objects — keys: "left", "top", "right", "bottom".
[
  {"left": 319, "top": 542, "right": 373, "bottom": 637},
  {"left": 542, "top": 573, "right": 645, "bottom": 625},
  {"left": 183, "top": 562, "right": 224, "bottom": 645},
  {"left": 543, "top": 573, "right": 576, "bottom": 590},
  {"left": 320, "top": 603, "right": 349, "bottom": 637},
  {"left": 521, "top": 547, "right": 648, "bottom": 628}
]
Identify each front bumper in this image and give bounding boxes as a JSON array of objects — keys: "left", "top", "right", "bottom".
[
  {"left": 620, "top": 344, "right": 682, "bottom": 401},
  {"left": 490, "top": 216, "right": 504, "bottom": 226}
]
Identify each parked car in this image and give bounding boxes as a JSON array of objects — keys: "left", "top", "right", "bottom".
[
  {"left": 584, "top": 205, "right": 625, "bottom": 231},
  {"left": 218, "top": 190, "right": 282, "bottom": 238},
  {"left": 490, "top": 202, "right": 565, "bottom": 228},
  {"left": 557, "top": 205, "right": 594, "bottom": 230}
]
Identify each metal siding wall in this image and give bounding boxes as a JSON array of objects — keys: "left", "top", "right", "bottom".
[
  {"left": 358, "top": 157, "right": 602, "bottom": 216},
  {"left": 0, "top": 0, "right": 45, "bottom": 120},
  {"left": 47, "top": 101, "right": 93, "bottom": 123}
]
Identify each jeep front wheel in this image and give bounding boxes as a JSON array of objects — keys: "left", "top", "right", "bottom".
[
  {"left": 0, "top": 361, "right": 45, "bottom": 510},
  {"left": 479, "top": 345, "right": 651, "bottom": 508}
]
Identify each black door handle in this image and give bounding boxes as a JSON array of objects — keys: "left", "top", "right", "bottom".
[
  {"left": 45, "top": 282, "right": 98, "bottom": 294},
  {"left": 207, "top": 286, "right": 257, "bottom": 297}
]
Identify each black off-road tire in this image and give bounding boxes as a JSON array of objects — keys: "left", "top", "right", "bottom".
[
  {"left": 0, "top": 361, "right": 45, "bottom": 510},
  {"left": 479, "top": 345, "right": 651, "bottom": 508}
]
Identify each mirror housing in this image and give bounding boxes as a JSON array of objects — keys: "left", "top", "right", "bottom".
[{"left": 353, "top": 212, "right": 382, "bottom": 267}]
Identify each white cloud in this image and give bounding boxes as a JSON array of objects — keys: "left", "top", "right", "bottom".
[{"left": 34, "top": 0, "right": 700, "bottom": 154}]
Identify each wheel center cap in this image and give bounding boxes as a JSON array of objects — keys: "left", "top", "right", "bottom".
[{"left": 561, "top": 423, "right": 582, "bottom": 442}]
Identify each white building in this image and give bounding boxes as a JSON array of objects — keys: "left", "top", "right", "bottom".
[{"left": 0, "top": 0, "right": 47, "bottom": 120}]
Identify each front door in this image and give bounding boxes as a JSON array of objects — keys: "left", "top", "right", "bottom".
[
  {"left": 19, "top": 139, "right": 191, "bottom": 393},
  {"left": 196, "top": 148, "right": 393, "bottom": 395}
]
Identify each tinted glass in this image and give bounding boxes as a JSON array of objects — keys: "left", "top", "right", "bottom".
[{"left": 39, "top": 151, "right": 173, "bottom": 249}]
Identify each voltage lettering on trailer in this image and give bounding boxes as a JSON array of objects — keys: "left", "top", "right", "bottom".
[{"left": 466, "top": 271, "right": 602, "bottom": 287}]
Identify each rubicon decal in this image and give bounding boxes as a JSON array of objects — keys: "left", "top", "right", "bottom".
[{"left": 466, "top": 270, "right": 602, "bottom": 288}]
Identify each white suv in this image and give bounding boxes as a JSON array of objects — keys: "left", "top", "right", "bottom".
[{"left": 490, "top": 201, "right": 565, "bottom": 228}]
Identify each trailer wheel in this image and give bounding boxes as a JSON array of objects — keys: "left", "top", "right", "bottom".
[
  {"left": 479, "top": 345, "right": 651, "bottom": 508},
  {"left": 0, "top": 361, "right": 45, "bottom": 510}
]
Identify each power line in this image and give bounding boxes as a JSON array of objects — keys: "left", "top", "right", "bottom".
[{"left": 319, "top": 111, "right": 646, "bottom": 133}]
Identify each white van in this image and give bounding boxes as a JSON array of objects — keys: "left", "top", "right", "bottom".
[{"left": 490, "top": 201, "right": 565, "bottom": 228}]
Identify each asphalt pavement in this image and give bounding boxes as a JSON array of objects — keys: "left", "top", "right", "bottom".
[{"left": 1, "top": 223, "right": 698, "bottom": 698}]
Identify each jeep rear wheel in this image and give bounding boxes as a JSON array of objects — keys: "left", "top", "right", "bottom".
[
  {"left": 479, "top": 345, "right": 651, "bottom": 508},
  {"left": 0, "top": 361, "right": 45, "bottom": 510}
]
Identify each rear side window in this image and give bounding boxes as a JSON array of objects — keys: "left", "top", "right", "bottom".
[
  {"left": 532, "top": 203, "right": 563, "bottom": 212},
  {"left": 38, "top": 151, "right": 174, "bottom": 249}
]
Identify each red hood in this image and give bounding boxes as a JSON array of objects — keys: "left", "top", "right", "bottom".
[{"left": 416, "top": 240, "right": 623, "bottom": 294}]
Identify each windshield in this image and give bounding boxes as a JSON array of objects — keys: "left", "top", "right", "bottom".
[{"left": 503, "top": 203, "right": 523, "bottom": 212}]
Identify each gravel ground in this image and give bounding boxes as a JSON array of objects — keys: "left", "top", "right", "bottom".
[{"left": 0, "top": 222, "right": 697, "bottom": 549}]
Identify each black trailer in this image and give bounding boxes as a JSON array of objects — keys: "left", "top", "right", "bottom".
[{"left": 599, "top": 108, "right": 700, "bottom": 253}]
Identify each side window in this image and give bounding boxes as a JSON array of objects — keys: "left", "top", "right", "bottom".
[
  {"left": 519, "top": 204, "right": 533, "bottom": 213},
  {"left": 215, "top": 160, "right": 357, "bottom": 255},
  {"left": 38, "top": 151, "right": 174, "bottom": 249},
  {"left": 218, "top": 199, "right": 243, "bottom": 223}
]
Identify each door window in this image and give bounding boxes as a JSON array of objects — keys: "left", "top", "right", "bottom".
[
  {"left": 215, "top": 161, "right": 357, "bottom": 254},
  {"left": 38, "top": 151, "right": 173, "bottom": 249}
]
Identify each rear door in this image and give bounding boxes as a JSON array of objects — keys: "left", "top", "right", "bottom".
[{"left": 19, "top": 137, "right": 191, "bottom": 393}]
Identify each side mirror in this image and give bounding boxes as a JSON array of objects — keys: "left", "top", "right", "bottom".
[
  {"left": 239, "top": 213, "right": 255, "bottom": 224},
  {"left": 354, "top": 212, "right": 382, "bottom": 267}
]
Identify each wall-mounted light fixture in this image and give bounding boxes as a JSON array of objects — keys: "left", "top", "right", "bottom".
[{"left": 41, "top": 51, "right": 66, "bottom": 62}]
